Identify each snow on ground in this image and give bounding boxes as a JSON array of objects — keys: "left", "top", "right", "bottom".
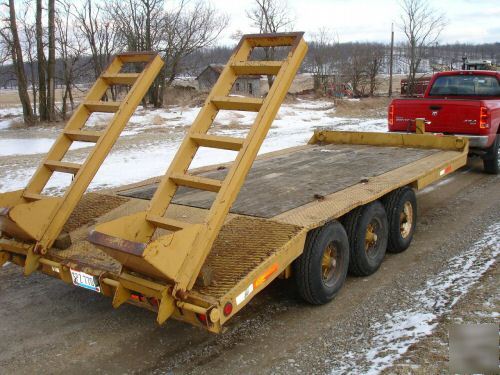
[
  {"left": 0, "top": 106, "right": 23, "bottom": 118},
  {"left": 332, "top": 221, "right": 500, "bottom": 375},
  {"left": 0, "top": 139, "right": 91, "bottom": 157},
  {"left": 0, "top": 99, "right": 388, "bottom": 193}
]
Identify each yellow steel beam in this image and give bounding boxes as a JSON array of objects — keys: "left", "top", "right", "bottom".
[{"left": 310, "top": 130, "right": 468, "bottom": 152}]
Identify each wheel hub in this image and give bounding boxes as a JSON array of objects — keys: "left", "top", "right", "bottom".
[
  {"left": 400, "top": 201, "right": 413, "bottom": 239},
  {"left": 365, "top": 222, "right": 379, "bottom": 255},
  {"left": 322, "top": 244, "right": 337, "bottom": 282}
]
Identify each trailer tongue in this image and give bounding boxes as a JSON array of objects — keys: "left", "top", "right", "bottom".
[{"left": 0, "top": 34, "right": 469, "bottom": 333}]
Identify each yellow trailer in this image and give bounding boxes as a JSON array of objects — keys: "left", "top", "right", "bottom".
[{"left": 0, "top": 33, "right": 468, "bottom": 333}]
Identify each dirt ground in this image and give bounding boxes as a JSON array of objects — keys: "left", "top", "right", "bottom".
[{"left": 0, "top": 155, "right": 498, "bottom": 374}]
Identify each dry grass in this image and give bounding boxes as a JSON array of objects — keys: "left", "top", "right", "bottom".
[{"left": 333, "top": 97, "right": 391, "bottom": 118}]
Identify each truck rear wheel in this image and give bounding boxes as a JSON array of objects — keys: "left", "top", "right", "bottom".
[
  {"left": 343, "top": 201, "right": 388, "bottom": 276},
  {"left": 383, "top": 187, "right": 417, "bottom": 253},
  {"left": 483, "top": 135, "right": 499, "bottom": 175},
  {"left": 294, "top": 221, "right": 349, "bottom": 305}
]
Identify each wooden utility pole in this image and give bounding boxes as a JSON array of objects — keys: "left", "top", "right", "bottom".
[{"left": 388, "top": 23, "right": 394, "bottom": 97}]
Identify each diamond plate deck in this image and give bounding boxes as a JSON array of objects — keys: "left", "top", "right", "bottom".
[{"left": 193, "top": 216, "right": 302, "bottom": 299}]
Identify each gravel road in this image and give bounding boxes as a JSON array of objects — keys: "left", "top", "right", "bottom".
[{"left": 0, "top": 157, "right": 498, "bottom": 375}]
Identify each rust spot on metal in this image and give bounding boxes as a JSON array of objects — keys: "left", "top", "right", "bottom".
[
  {"left": 176, "top": 289, "right": 189, "bottom": 300},
  {"left": 34, "top": 243, "right": 43, "bottom": 255},
  {"left": 88, "top": 230, "right": 146, "bottom": 256}
]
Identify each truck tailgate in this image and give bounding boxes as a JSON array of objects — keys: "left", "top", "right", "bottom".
[{"left": 392, "top": 99, "right": 482, "bottom": 135}]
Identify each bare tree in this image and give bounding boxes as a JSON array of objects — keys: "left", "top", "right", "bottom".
[
  {"left": 56, "top": 0, "right": 88, "bottom": 119},
  {"left": 247, "top": 0, "right": 294, "bottom": 87},
  {"left": 399, "top": 0, "right": 446, "bottom": 96},
  {"left": 308, "top": 28, "right": 339, "bottom": 95},
  {"left": 108, "top": 0, "right": 228, "bottom": 107},
  {"left": 75, "top": 0, "right": 119, "bottom": 102},
  {"left": 160, "top": 1, "right": 229, "bottom": 101},
  {"left": 19, "top": 3, "right": 38, "bottom": 116},
  {"left": 364, "top": 44, "right": 385, "bottom": 96},
  {"left": 47, "top": 0, "right": 56, "bottom": 121},
  {"left": 1, "top": 0, "right": 34, "bottom": 125},
  {"left": 36, "top": 0, "right": 48, "bottom": 121}
]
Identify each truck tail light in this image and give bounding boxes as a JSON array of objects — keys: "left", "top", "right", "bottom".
[
  {"left": 388, "top": 104, "right": 395, "bottom": 127},
  {"left": 479, "top": 106, "right": 489, "bottom": 129}
]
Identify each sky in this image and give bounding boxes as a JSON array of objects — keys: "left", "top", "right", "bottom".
[{"left": 215, "top": 0, "right": 500, "bottom": 45}]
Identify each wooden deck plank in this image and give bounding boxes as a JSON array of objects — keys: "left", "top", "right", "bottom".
[{"left": 119, "top": 144, "right": 438, "bottom": 218}]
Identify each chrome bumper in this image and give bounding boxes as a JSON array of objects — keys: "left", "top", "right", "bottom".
[{"left": 464, "top": 135, "right": 490, "bottom": 149}]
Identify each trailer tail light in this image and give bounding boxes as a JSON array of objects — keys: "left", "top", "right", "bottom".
[
  {"left": 479, "top": 106, "right": 489, "bottom": 129},
  {"left": 196, "top": 313, "right": 208, "bottom": 325},
  {"left": 223, "top": 302, "right": 233, "bottom": 317},
  {"left": 388, "top": 104, "right": 395, "bottom": 127}
]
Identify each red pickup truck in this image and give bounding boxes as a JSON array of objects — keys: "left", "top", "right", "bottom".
[{"left": 388, "top": 70, "right": 500, "bottom": 174}]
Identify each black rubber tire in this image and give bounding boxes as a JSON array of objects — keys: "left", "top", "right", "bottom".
[
  {"left": 343, "top": 201, "right": 388, "bottom": 276},
  {"left": 483, "top": 135, "right": 499, "bottom": 175},
  {"left": 294, "top": 221, "right": 350, "bottom": 305},
  {"left": 383, "top": 187, "right": 417, "bottom": 253}
]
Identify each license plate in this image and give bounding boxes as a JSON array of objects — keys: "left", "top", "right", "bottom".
[{"left": 70, "top": 269, "right": 101, "bottom": 293}]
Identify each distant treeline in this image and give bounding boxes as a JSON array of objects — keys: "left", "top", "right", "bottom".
[{"left": 1, "top": 41, "right": 497, "bottom": 90}]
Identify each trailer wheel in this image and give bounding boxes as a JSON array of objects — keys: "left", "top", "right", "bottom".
[
  {"left": 483, "top": 135, "right": 499, "bottom": 175},
  {"left": 343, "top": 201, "right": 388, "bottom": 276},
  {"left": 383, "top": 187, "right": 417, "bottom": 253},
  {"left": 294, "top": 221, "right": 349, "bottom": 305}
]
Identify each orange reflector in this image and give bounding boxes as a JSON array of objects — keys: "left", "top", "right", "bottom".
[
  {"left": 439, "top": 165, "right": 453, "bottom": 176},
  {"left": 253, "top": 263, "right": 279, "bottom": 288}
]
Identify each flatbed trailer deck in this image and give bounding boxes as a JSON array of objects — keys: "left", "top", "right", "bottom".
[{"left": 1, "top": 130, "right": 468, "bottom": 333}]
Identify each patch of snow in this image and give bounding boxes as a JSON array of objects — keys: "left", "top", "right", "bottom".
[
  {"left": 332, "top": 221, "right": 500, "bottom": 375},
  {"left": 0, "top": 138, "right": 89, "bottom": 157},
  {"left": 0, "top": 107, "right": 23, "bottom": 117},
  {"left": 0, "top": 119, "right": 15, "bottom": 130},
  {"left": 0, "top": 99, "right": 388, "bottom": 193}
]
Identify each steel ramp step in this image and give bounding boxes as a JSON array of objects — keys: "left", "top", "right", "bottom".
[
  {"left": 22, "top": 192, "right": 47, "bottom": 201},
  {"left": 190, "top": 134, "right": 245, "bottom": 151},
  {"left": 211, "top": 96, "right": 264, "bottom": 112},
  {"left": 44, "top": 160, "right": 81, "bottom": 175},
  {"left": 117, "top": 52, "right": 157, "bottom": 63},
  {"left": 231, "top": 61, "right": 282, "bottom": 75},
  {"left": 244, "top": 32, "right": 302, "bottom": 47},
  {"left": 101, "top": 73, "right": 140, "bottom": 85},
  {"left": 170, "top": 173, "right": 222, "bottom": 193},
  {"left": 146, "top": 215, "right": 188, "bottom": 231},
  {"left": 84, "top": 101, "right": 121, "bottom": 113},
  {"left": 64, "top": 130, "right": 103, "bottom": 143}
]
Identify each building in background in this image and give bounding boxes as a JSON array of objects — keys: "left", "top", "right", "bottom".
[{"left": 196, "top": 64, "right": 262, "bottom": 96}]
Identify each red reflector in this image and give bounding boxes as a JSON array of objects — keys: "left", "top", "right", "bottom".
[
  {"left": 196, "top": 313, "right": 207, "bottom": 324},
  {"left": 223, "top": 302, "right": 233, "bottom": 317},
  {"left": 130, "top": 294, "right": 140, "bottom": 301}
]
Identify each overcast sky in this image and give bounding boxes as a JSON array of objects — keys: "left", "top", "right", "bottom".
[{"left": 215, "top": 0, "right": 500, "bottom": 45}]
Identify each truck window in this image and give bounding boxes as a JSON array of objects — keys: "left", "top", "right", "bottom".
[{"left": 429, "top": 75, "right": 500, "bottom": 97}]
